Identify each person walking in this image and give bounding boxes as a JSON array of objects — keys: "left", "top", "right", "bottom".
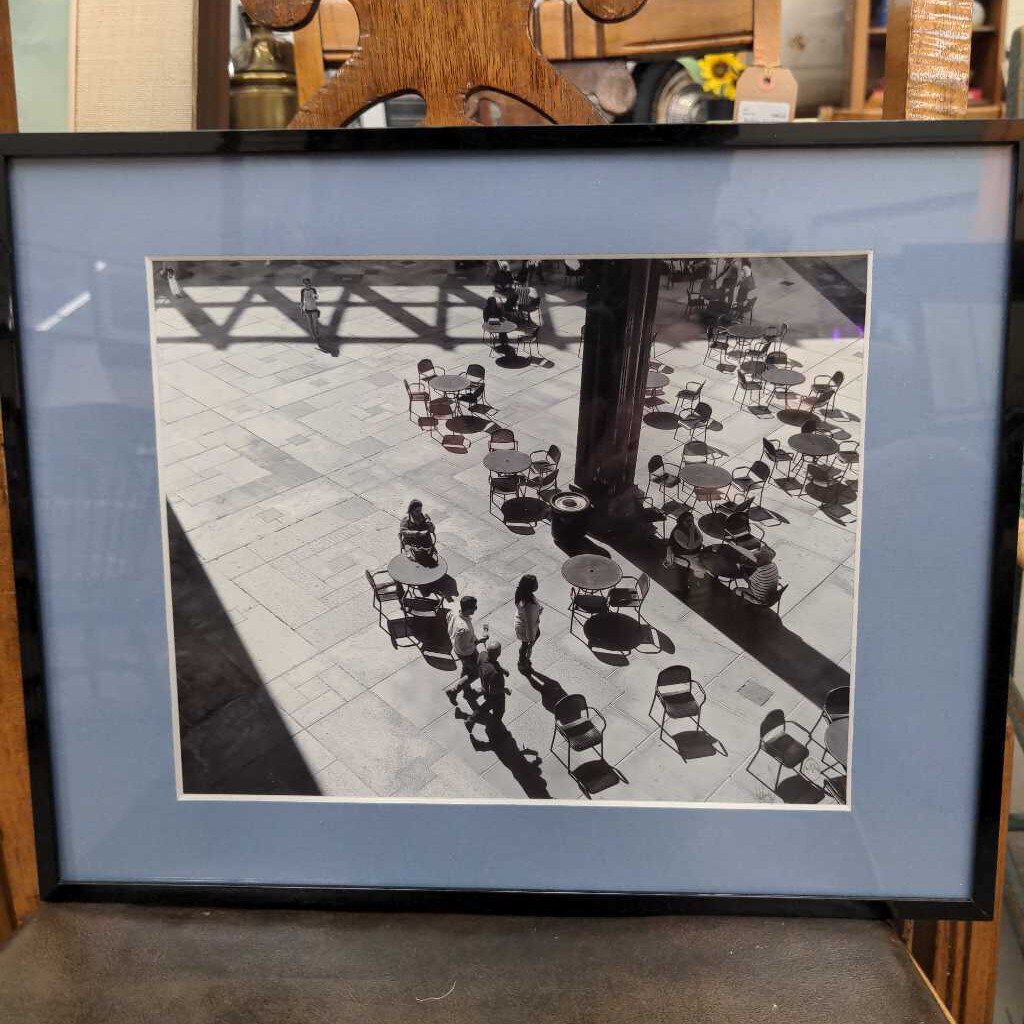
[
  {"left": 300, "top": 277, "right": 322, "bottom": 345},
  {"left": 446, "top": 595, "right": 489, "bottom": 703},
  {"left": 466, "top": 640, "right": 511, "bottom": 728},
  {"left": 513, "top": 574, "right": 542, "bottom": 672}
]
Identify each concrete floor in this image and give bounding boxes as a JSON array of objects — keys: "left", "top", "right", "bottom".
[
  {"left": 152, "top": 256, "right": 863, "bottom": 804},
  {"left": 0, "top": 903, "right": 949, "bottom": 1024}
]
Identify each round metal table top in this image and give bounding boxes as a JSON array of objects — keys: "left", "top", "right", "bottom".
[
  {"left": 551, "top": 492, "right": 591, "bottom": 513},
  {"left": 485, "top": 319, "right": 518, "bottom": 334},
  {"left": 387, "top": 553, "right": 448, "bottom": 587},
  {"left": 561, "top": 554, "right": 623, "bottom": 591},
  {"left": 483, "top": 450, "right": 531, "bottom": 474},
  {"left": 825, "top": 717, "right": 850, "bottom": 767},
  {"left": 647, "top": 370, "right": 670, "bottom": 389},
  {"left": 788, "top": 432, "right": 839, "bottom": 458},
  {"left": 430, "top": 374, "right": 472, "bottom": 395},
  {"left": 726, "top": 323, "right": 766, "bottom": 340},
  {"left": 679, "top": 463, "right": 731, "bottom": 489},
  {"left": 761, "top": 367, "right": 806, "bottom": 387},
  {"left": 701, "top": 545, "right": 750, "bottom": 581}
]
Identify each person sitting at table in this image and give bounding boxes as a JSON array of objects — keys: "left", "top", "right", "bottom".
[
  {"left": 734, "top": 548, "right": 782, "bottom": 606},
  {"left": 736, "top": 258, "right": 756, "bottom": 310},
  {"left": 494, "top": 260, "right": 514, "bottom": 293},
  {"left": 662, "top": 508, "right": 704, "bottom": 578},
  {"left": 483, "top": 293, "right": 504, "bottom": 323},
  {"left": 399, "top": 500, "right": 436, "bottom": 560}
]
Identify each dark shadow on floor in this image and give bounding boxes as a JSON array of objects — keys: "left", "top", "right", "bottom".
[
  {"left": 168, "top": 504, "right": 321, "bottom": 796},
  {"left": 603, "top": 522, "right": 850, "bottom": 710}
]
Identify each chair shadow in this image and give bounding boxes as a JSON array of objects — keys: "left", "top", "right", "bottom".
[
  {"left": 659, "top": 725, "right": 728, "bottom": 762},
  {"left": 745, "top": 755, "right": 828, "bottom": 805}
]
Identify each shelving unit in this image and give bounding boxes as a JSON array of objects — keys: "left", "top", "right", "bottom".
[{"left": 820, "top": 0, "right": 1006, "bottom": 119}]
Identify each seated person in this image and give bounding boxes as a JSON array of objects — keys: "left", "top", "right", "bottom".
[
  {"left": 663, "top": 508, "right": 704, "bottom": 572},
  {"left": 734, "top": 548, "right": 781, "bottom": 605},
  {"left": 483, "top": 293, "right": 504, "bottom": 323},
  {"left": 494, "top": 260, "right": 514, "bottom": 293},
  {"left": 399, "top": 499, "right": 435, "bottom": 556}
]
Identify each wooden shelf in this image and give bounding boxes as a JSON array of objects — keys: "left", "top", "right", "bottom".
[
  {"left": 835, "top": 0, "right": 1006, "bottom": 118},
  {"left": 821, "top": 101, "right": 1004, "bottom": 120}
]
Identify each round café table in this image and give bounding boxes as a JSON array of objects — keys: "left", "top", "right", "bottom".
[
  {"left": 679, "top": 463, "right": 731, "bottom": 490},
  {"left": 483, "top": 450, "right": 530, "bottom": 475},
  {"left": 700, "top": 544, "right": 751, "bottom": 583},
  {"left": 561, "top": 554, "right": 623, "bottom": 593},
  {"left": 485, "top": 318, "right": 518, "bottom": 336},
  {"left": 726, "top": 323, "right": 766, "bottom": 341},
  {"left": 788, "top": 432, "right": 839, "bottom": 460},
  {"left": 387, "top": 553, "right": 448, "bottom": 590},
  {"left": 825, "top": 717, "right": 850, "bottom": 768},
  {"left": 430, "top": 374, "right": 472, "bottom": 397},
  {"left": 647, "top": 370, "right": 670, "bottom": 391},
  {"left": 761, "top": 367, "right": 805, "bottom": 389}
]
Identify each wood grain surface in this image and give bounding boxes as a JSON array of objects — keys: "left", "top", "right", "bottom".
[
  {"left": 0, "top": 0, "right": 16, "bottom": 133},
  {"left": 883, "top": 0, "right": 973, "bottom": 118},
  {"left": 242, "top": 0, "right": 653, "bottom": 126}
]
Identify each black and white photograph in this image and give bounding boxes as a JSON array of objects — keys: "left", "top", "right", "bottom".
[{"left": 150, "top": 253, "right": 867, "bottom": 805}]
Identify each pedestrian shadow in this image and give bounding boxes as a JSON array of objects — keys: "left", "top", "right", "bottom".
[{"left": 467, "top": 722, "right": 551, "bottom": 799}]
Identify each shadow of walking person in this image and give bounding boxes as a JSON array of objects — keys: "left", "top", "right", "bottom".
[{"left": 468, "top": 721, "right": 551, "bottom": 799}]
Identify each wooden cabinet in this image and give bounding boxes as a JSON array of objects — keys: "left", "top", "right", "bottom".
[{"left": 822, "top": 0, "right": 1006, "bottom": 119}]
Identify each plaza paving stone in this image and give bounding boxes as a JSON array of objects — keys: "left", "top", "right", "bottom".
[{"left": 154, "top": 257, "right": 864, "bottom": 805}]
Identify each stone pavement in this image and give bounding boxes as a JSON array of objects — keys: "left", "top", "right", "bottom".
[{"left": 152, "top": 256, "right": 864, "bottom": 804}]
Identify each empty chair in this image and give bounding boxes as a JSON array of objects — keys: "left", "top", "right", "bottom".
[
  {"left": 527, "top": 444, "right": 561, "bottom": 490},
  {"left": 417, "top": 358, "right": 444, "bottom": 384},
  {"left": 730, "top": 462, "right": 770, "bottom": 505},
  {"left": 812, "top": 370, "right": 845, "bottom": 414},
  {"left": 836, "top": 439, "right": 860, "bottom": 479},
  {"left": 785, "top": 386, "right": 834, "bottom": 423},
  {"left": 366, "top": 569, "right": 404, "bottom": 635},
  {"left": 608, "top": 573, "right": 650, "bottom": 621},
  {"left": 648, "top": 665, "right": 706, "bottom": 748},
  {"left": 723, "top": 510, "right": 765, "bottom": 560},
  {"left": 564, "top": 260, "right": 585, "bottom": 288},
  {"left": 765, "top": 321, "right": 789, "bottom": 353},
  {"left": 459, "top": 381, "right": 486, "bottom": 414},
  {"left": 732, "top": 368, "right": 764, "bottom": 408},
  {"left": 403, "top": 378, "right": 429, "bottom": 414},
  {"left": 673, "top": 380, "right": 705, "bottom": 417},
  {"left": 762, "top": 437, "right": 794, "bottom": 479},
  {"left": 703, "top": 318, "right": 732, "bottom": 368},
  {"left": 439, "top": 432, "right": 469, "bottom": 453},
  {"left": 488, "top": 428, "right": 517, "bottom": 451},
  {"left": 812, "top": 686, "right": 850, "bottom": 736},
  {"left": 401, "top": 588, "right": 443, "bottom": 619},
  {"left": 801, "top": 460, "right": 844, "bottom": 499},
  {"left": 745, "top": 339, "right": 771, "bottom": 377},
  {"left": 465, "top": 362, "right": 486, "bottom": 391},
  {"left": 674, "top": 401, "right": 712, "bottom": 446},
  {"left": 748, "top": 708, "right": 812, "bottom": 792},
  {"left": 714, "top": 494, "right": 754, "bottom": 520},
  {"left": 645, "top": 454, "right": 680, "bottom": 504},
  {"left": 550, "top": 693, "right": 606, "bottom": 771},
  {"left": 489, "top": 472, "right": 523, "bottom": 518}
]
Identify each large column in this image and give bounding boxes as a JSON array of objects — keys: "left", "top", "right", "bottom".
[{"left": 574, "top": 259, "right": 660, "bottom": 508}]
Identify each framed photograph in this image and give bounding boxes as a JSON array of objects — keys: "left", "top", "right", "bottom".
[{"left": 2, "top": 122, "right": 1018, "bottom": 918}]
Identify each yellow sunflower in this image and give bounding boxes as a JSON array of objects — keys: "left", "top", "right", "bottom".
[{"left": 697, "top": 52, "right": 746, "bottom": 101}]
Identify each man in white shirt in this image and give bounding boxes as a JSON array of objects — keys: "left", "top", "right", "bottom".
[{"left": 445, "top": 595, "right": 488, "bottom": 703}]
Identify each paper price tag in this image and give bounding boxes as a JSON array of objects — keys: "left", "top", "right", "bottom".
[
  {"left": 735, "top": 99, "right": 792, "bottom": 123},
  {"left": 733, "top": 65, "right": 798, "bottom": 123}
]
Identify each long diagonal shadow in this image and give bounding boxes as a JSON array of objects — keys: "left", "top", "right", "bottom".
[
  {"left": 605, "top": 530, "right": 850, "bottom": 709},
  {"left": 167, "top": 504, "right": 321, "bottom": 795}
]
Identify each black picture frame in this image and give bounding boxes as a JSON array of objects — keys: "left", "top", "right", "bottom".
[{"left": 1, "top": 120, "right": 1019, "bottom": 921}]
